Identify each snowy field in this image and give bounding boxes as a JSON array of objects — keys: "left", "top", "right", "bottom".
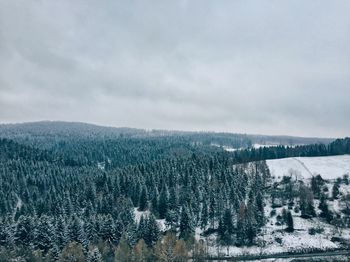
[{"left": 267, "top": 155, "right": 350, "bottom": 180}]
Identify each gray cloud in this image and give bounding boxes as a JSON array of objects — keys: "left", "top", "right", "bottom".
[{"left": 0, "top": 0, "right": 349, "bottom": 137}]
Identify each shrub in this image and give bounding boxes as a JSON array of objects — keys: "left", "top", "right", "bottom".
[
  {"left": 275, "top": 237, "right": 282, "bottom": 244},
  {"left": 270, "top": 209, "right": 277, "bottom": 217},
  {"left": 308, "top": 227, "right": 324, "bottom": 235}
]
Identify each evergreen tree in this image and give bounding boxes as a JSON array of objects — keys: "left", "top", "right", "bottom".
[
  {"left": 319, "top": 194, "right": 332, "bottom": 222},
  {"left": 179, "top": 205, "right": 194, "bottom": 240},
  {"left": 87, "top": 247, "right": 102, "bottom": 262},
  {"left": 144, "top": 214, "right": 160, "bottom": 247},
  {"left": 50, "top": 243, "right": 61, "bottom": 261},
  {"left": 15, "top": 215, "right": 34, "bottom": 246},
  {"left": 34, "top": 215, "right": 54, "bottom": 254},
  {"left": 138, "top": 215, "right": 147, "bottom": 242},
  {"left": 165, "top": 210, "right": 179, "bottom": 233},
  {"left": 299, "top": 186, "right": 316, "bottom": 219},
  {"left": 217, "top": 209, "right": 235, "bottom": 255},
  {"left": 69, "top": 215, "right": 82, "bottom": 242},
  {"left": 125, "top": 220, "right": 138, "bottom": 247},
  {"left": 332, "top": 183, "right": 340, "bottom": 200},
  {"left": 150, "top": 187, "right": 159, "bottom": 217},
  {"left": 169, "top": 186, "right": 179, "bottom": 211},
  {"left": 200, "top": 202, "right": 209, "bottom": 230},
  {"left": 56, "top": 216, "right": 69, "bottom": 249},
  {"left": 78, "top": 221, "right": 89, "bottom": 254},
  {"left": 285, "top": 211, "right": 294, "bottom": 232},
  {"left": 99, "top": 214, "right": 117, "bottom": 244},
  {"left": 158, "top": 185, "right": 169, "bottom": 219},
  {"left": 84, "top": 219, "right": 95, "bottom": 243},
  {"left": 0, "top": 220, "right": 8, "bottom": 246},
  {"left": 138, "top": 185, "right": 148, "bottom": 211},
  {"left": 236, "top": 204, "right": 257, "bottom": 246}
]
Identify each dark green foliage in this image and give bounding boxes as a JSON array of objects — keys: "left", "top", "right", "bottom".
[
  {"left": 319, "top": 194, "right": 333, "bottom": 222},
  {"left": 299, "top": 185, "right": 316, "bottom": 219},
  {"left": 138, "top": 215, "right": 160, "bottom": 247},
  {"left": 15, "top": 216, "right": 34, "bottom": 246},
  {"left": 332, "top": 183, "right": 340, "bottom": 200},
  {"left": 165, "top": 210, "right": 179, "bottom": 233},
  {"left": 144, "top": 214, "right": 160, "bottom": 247},
  {"left": 311, "top": 175, "right": 324, "bottom": 199},
  {"left": 308, "top": 227, "right": 324, "bottom": 235},
  {"left": 218, "top": 209, "right": 235, "bottom": 246},
  {"left": 99, "top": 215, "right": 118, "bottom": 245},
  {"left": 158, "top": 185, "right": 169, "bottom": 219},
  {"left": 179, "top": 205, "right": 194, "bottom": 240},
  {"left": 285, "top": 211, "right": 294, "bottom": 232},
  {"left": 236, "top": 204, "right": 257, "bottom": 246},
  {"left": 138, "top": 185, "right": 148, "bottom": 211},
  {"left": 34, "top": 215, "right": 54, "bottom": 254}
]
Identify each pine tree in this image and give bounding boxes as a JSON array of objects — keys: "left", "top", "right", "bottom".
[
  {"left": 87, "top": 247, "right": 102, "bottom": 262},
  {"left": 332, "top": 183, "right": 340, "bottom": 200},
  {"left": 144, "top": 214, "right": 160, "bottom": 247},
  {"left": 319, "top": 194, "right": 332, "bottom": 222},
  {"left": 78, "top": 221, "right": 89, "bottom": 254},
  {"left": 138, "top": 185, "right": 148, "bottom": 211},
  {"left": 165, "top": 210, "right": 179, "bottom": 233},
  {"left": 285, "top": 211, "right": 294, "bottom": 232},
  {"left": 138, "top": 215, "right": 147, "bottom": 241},
  {"left": 56, "top": 216, "right": 69, "bottom": 249},
  {"left": 255, "top": 192, "right": 265, "bottom": 227},
  {"left": 208, "top": 196, "right": 216, "bottom": 228},
  {"left": 15, "top": 215, "right": 34, "bottom": 246},
  {"left": 179, "top": 205, "right": 194, "bottom": 240},
  {"left": 0, "top": 220, "right": 8, "bottom": 246},
  {"left": 69, "top": 215, "right": 82, "bottom": 243},
  {"left": 125, "top": 221, "right": 138, "bottom": 247},
  {"left": 200, "top": 202, "right": 209, "bottom": 230},
  {"left": 169, "top": 186, "right": 179, "bottom": 211},
  {"left": 217, "top": 209, "right": 235, "bottom": 254},
  {"left": 99, "top": 214, "right": 117, "bottom": 244},
  {"left": 299, "top": 186, "right": 316, "bottom": 219},
  {"left": 158, "top": 185, "right": 169, "bottom": 219},
  {"left": 84, "top": 219, "right": 95, "bottom": 243},
  {"left": 150, "top": 187, "right": 159, "bottom": 217},
  {"left": 236, "top": 204, "right": 257, "bottom": 246},
  {"left": 34, "top": 215, "right": 54, "bottom": 254},
  {"left": 49, "top": 244, "right": 61, "bottom": 261}
]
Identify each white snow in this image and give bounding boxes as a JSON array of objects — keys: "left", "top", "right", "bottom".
[
  {"left": 97, "top": 162, "right": 105, "bottom": 170},
  {"left": 133, "top": 208, "right": 167, "bottom": 231},
  {"left": 253, "top": 143, "right": 280, "bottom": 149},
  {"left": 222, "top": 146, "right": 238, "bottom": 152},
  {"left": 211, "top": 143, "right": 241, "bottom": 152},
  {"left": 267, "top": 155, "right": 350, "bottom": 180},
  {"left": 134, "top": 208, "right": 150, "bottom": 223}
]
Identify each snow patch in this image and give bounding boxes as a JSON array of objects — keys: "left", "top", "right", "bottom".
[{"left": 267, "top": 155, "right": 350, "bottom": 181}]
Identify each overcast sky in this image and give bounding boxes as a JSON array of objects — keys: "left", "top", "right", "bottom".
[{"left": 0, "top": 0, "right": 349, "bottom": 137}]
